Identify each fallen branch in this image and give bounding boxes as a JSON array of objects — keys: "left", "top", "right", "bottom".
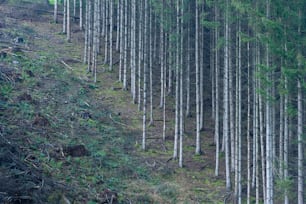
[
  {"left": 166, "top": 157, "right": 173, "bottom": 163},
  {"left": 145, "top": 160, "right": 156, "bottom": 168},
  {"left": 223, "top": 191, "right": 233, "bottom": 204},
  {"left": 1, "top": 47, "right": 18, "bottom": 57},
  {"left": 61, "top": 60, "right": 73, "bottom": 70},
  {"left": 109, "top": 113, "right": 129, "bottom": 127},
  {"left": 160, "top": 142, "right": 167, "bottom": 152}
]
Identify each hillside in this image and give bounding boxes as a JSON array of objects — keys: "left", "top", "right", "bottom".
[{"left": 0, "top": 1, "right": 226, "bottom": 203}]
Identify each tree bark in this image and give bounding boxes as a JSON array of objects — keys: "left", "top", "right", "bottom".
[
  {"left": 214, "top": 3, "right": 219, "bottom": 177},
  {"left": 63, "top": 0, "right": 67, "bottom": 33},
  {"left": 224, "top": 0, "right": 231, "bottom": 191},
  {"left": 66, "top": 0, "right": 71, "bottom": 42},
  {"left": 79, "top": 0, "right": 83, "bottom": 29},
  {"left": 54, "top": 0, "right": 58, "bottom": 23},
  {"left": 142, "top": 0, "right": 148, "bottom": 151},
  {"left": 195, "top": 0, "right": 201, "bottom": 155}
]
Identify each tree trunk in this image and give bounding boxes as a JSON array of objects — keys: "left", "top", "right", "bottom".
[
  {"left": 173, "top": 0, "right": 180, "bottom": 159},
  {"left": 104, "top": 0, "right": 109, "bottom": 64},
  {"left": 246, "top": 29, "right": 251, "bottom": 204},
  {"left": 73, "top": 0, "right": 76, "bottom": 20},
  {"left": 179, "top": 0, "right": 184, "bottom": 168},
  {"left": 229, "top": 24, "right": 235, "bottom": 172},
  {"left": 149, "top": 4, "right": 154, "bottom": 125},
  {"left": 138, "top": 0, "right": 143, "bottom": 110},
  {"left": 63, "top": 0, "right": 67, "bottom": 33},
  {"left": 214, "top": 3, "right": 219, "bottom": 176},
  {"left": 116, "top": 0, "right": 120, "bottom": 51},
  {"left": 284, "top": 77, "right": 289, "bottom": 204},
  {"left": 265, "top": 2, "right": 273, "bottom": 203},
  {"left": 223, "top": 0, "right": 231, "bottom": 191},
  {"left": 297, "top": 10, "right": 303, "bottom": 204},
  {"left": 109, "top": 0, "right": 113, "bottom": 71},
  {"left": 66, "top": 0, "right": 71, "bottom": 42},
  {"left": 83, "top": 0, "right": 88, "bottom": 64},
  {"left": 92, "top": 0, "right": 99, "bottom": 83},
  {"left": 142, "top": 0, "right": 148, "bottom": 151},
  {"left": 86, "top": 0, "right": 93, "bottom": 72},
  {"left": 130, "top": 0, "right": 136, "bottom": 102},
  {"left": 195, "top": 0, "right": 201, "bottom": 155},
  {"left": 79, "top": 0, "right": 83, "bottom": 29},
  {"left": 123, "top": 0, "right": 128, "bottom": 90},
  {"left": 54, "top": 0, "right": 58, "bottom": 23},
  {"left": 185, "top": 7, "right": 191, "bottom": 118},
  {"left": 159, "top": 5, "right": 164, "bottom": 109},
  {"left": 119, "top": 0, "right": 124, "bottom": 82}
]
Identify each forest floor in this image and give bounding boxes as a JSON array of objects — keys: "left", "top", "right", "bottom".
[{"left": 0, "top": 1, "right": 227, "bottom": 203}]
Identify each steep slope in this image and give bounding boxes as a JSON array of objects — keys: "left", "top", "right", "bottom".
[{"left": 0, "top": 2, "right": 226, "bottom": 203}]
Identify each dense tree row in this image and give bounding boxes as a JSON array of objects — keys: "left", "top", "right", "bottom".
[{"left": 54, "top": 0, "right": 305, "bottom": 203}]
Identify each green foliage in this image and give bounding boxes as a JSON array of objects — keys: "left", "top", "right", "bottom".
[
  {"left": 18, "top": 102, "right": 35, "bottom": 118},
  {"left": 49, "top": 159, "right": 63, "bottom": 169},
  {"left": 134, "top": 194, "right": 154, "bottom": 203},
  {"left": 216, "top": 37, "right": 225, "bottom": 50},
  {"left": 201, "top": 16, "right": 219, "bottom": 29},
  {"left": 93, "top": 150, "right": 106, "bottom": 158},
  {"left": 156, "top": 183, "right": 178, "bottom": 202},
  {"left": 231, "top": 0, "right": 251, "bottom": 14},
  {"left": 87, "top": 201, "right": 97, "bottom": 204},
  {"left": 0, "top": 84, "right": 13, "bottom": 98},
  {"left": 275, "top": 176, "right": 293, "bottom": 194}
]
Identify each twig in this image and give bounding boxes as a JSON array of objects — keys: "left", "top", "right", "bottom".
[
  {"left": 223, "top": 191, "right": 232, "bottom": 204},
  {"left": 160, "top": 142, "right": 167, "bottom": 152},
  {"left": 61, "top": 60, "right": 73, "bottom": 70},
  {"left": 166, "top": 157, "right": 173, "bottom": 163},
  {"left": 109, "top": 113, "right": 129, "bottom": 127},
  {"left": 145, "top": 160, "right": 156, "bottom": 168},
  {"left": 155, "top": 160, "right": 167, "bottom": 166}
]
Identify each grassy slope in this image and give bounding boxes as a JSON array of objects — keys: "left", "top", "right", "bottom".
[{"left": 0, "top": 2, "right": 226, "bottom": 204}]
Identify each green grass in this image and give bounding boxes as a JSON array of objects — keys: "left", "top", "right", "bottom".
[{"left": 0, "top": 10, "right": 229, "bottom": 203}]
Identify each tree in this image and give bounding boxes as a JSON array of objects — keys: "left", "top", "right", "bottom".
[
  {"left": 174, "top": 0, "right": 180, "bottom": 159},
  {"left": 53, "top": 0, "right": 58, "bottom": 23},
  {"left": 66, "top": 0, "right": 71, "bottom": 42},
  {"left": 214, "top": 2, "right": 220, "bottom": 177},
  {"left": 179, "top": 0, "right": 184, "bottom": 168},
  {"left": 265, "top": 1, "right": 273, "bottom": 203},
  {"left": 142, "top": 0, "right": 149, "bottom": 151},
  {"left": 195, "top": 0, "right": 201, "bottom": 155},
  {"left": 138, "top": 0, "right": 143, "bottom": 110},
  {"left": 91, "top": 0, "right": 100, "bottom": 83},
  {"left": 63, "top": 0, "right": 67, "bottom": 33},
  {"left": 123, "top": 0, "right": 128, "bottom": 90},
  {"left": 119, "top": 0, "right": 124, "bottom": 82},
  {"left": 297, "top": 9, "right": 303, "bottom": 204},
  {"left": 109, "top": 0, "right": 113, "bottom": 71},
  {"left": 58, "top": 1, "right": 306, "bottom": 201},
  {"left": 130, "top": 0, "right": 136, "bottom": 102},
  {"left": 104, "top": 0, "right": 109, "bottom": 65},
  {"left": 79, "top": 0, "right": 83, "bottom": 29},
  {"left": 223, "top": 0, "right": 231, "bottom": 191},
  {"left": 149, "top": 1, "right": 154, "bottom": 125}
]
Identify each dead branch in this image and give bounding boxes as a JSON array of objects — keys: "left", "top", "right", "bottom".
[
  {"left": 145, "top": 160, "right": 156, "bottom": 168},
  {"left": 166, "top": 157, "right": 173, "bottom": 163},
  {"left": 109, "top": 113, "right": 129, "bottom": 127},
  {"left": 61, "top": 60, "right": 73, "bottom": 70}
]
